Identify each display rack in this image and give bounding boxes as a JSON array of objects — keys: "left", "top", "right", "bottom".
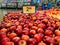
[
  {"left": 0, "top": 0, "right": 41, "bottom": 9},
  {"left": 0, "top": 0, "right": 59, "bottom": 9}
]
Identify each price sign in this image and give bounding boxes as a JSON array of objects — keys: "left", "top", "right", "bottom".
[{"left": 23, "top": 6, "right": 35, "bottom": 14}]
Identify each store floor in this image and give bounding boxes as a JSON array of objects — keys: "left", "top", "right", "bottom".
[{"left": 0, "top": 9, "right": 21, "bottom": 22}]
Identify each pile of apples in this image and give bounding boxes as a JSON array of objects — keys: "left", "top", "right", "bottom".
[
  {"left": 45, "top": 8, "right": 60, "bottom": 19},
  {"left": 0, "top": 11, "right": 60, "bottom": 45}
]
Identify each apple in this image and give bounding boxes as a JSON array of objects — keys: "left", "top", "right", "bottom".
[
  {"left": 15, "top": 21, "right": 20, "bottom": 26},
  {"left": 43, "top": 36, "right": 55, "bottom": 44},
  {"left": 22, "top": 35, "right": 29, "bottom": 41},
  {"left": 30, "top": 30, "right": 36, "bottom": 35},
  {"left": 8, "top": 32, "right": 17, "bottom": 39},
  {"left": 12, "top": 37, "right": 20, "bottom": 44},
  {"left": 24, "top": 27, "right": 29, "bottom": 31},
  {"left": 32, "top": 16, "right": 36, "bottom": 20},
  {"left": 9, "top": 26, "right": 16, "bottom": 31},
  {"left": 51, "top": 23, "right": 56, "bottom": 28},
  {"left": 6, "top": 23, "right": 12, "bottom": 27},
  {"left": 0, "top": 32, "right": 6, "bottom": 39},
  {"left": 29, "top": 44, "right": 34, "bottom": 45},
  {"left": 34, "top": 34, "right": 43, "bottom": 42},
  {"left": 42, "top": 18, "right": 48, "bottom": 23},
  {"left": 28, "top": 38, "right": 37, "bottom": 44},
  {"left": 55, "top": 36, "right": 60, "bottom": 43},
  {"left": 56, "top": 22, "right": 60, "bottom": 27},
  {"left": 45, "top": 30, "right": 53, "bottom": 36},
  {"left": 23, "top": 24, "right": 29, "bottom": 28},
  {"left": 46, "top": 27, "right": 54, "bottom": 31},
  {"left": 17, "top": 25, "right": 22, "bottom": 29},
  {"left": 29, "top": 23, "right": 33, "bottom": 27},
  {"left": 15, "top": 28, "right": 22, "bottom": 35},
  {"left": 55, "top": 30, "right": 60, "bottom": 36},
  {"left": 0, "top": 28, "right": 8, "bottom": 33},
  {"left": 32, "top": 26, "right": 38, "bottom": 30},
  {"left": 23, "top": 30, "right": 29, "bottom": 35},
  {"left": 5, "top": 42, "right": 14, "bottom": 45},
  {"left": 47, "top": 22, "right": 51, "bottom": 27},
  {"left": 38, "top": 23, "right": 46, "bottom": 29},
  {"left": 37, "top": 28, "right": 44, "bottom": 33},
  {"left": 1, "top": 37, "right": 10, "bottom": 45},
  {"left": 38, "top": 42, "right": 46, "bottom": 45}
]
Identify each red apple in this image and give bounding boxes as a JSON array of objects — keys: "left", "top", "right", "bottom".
[
  {"left": 28, "top": 38, "right": 37, "bottom": 44},
  {"left": 32, "top": 16, "right": 36, "bottom": 20},
  {"left": 38, "top": 42, "right": 46, "bottom": 45},
  {"left": 29, "top": 44, "right": 34, "bottom": 45},
  {"left": 0, "top": 32, "right": 6, "bottom": 39},
  {"left": 47, "top": 27, "right": 54, "bottom": 31},
  {"left": 15, "top": 21, "right": 20, "bottom": 26},
  {"left": 47, "top": 22, "right": 51, "bottom": 27},
  {"left": 51, "top": 23, "right": 56, "bottom": 28},
  {"left": 6, "top": 23, "right": 12, "bottom": 27},
  {"left": 0, "top": 28, "right": 7, "bottom": 33},
  {"left": 56, "top": 22, "right": 60, "bottom": 27},
  {"left": 8, "top": 32, "right": 17, "bottom": 39},
  {"left": 25, "top": 19, "right": 30, "bottom": 24},
  {"left": 55, "top": 36, "right": 60, "bottom": 42},
  {"left": 35, "top": 20, "right": 41, "bottom": 24},
  {"left": 55, "top": 30, "right": 60, "bottom": 36},
  {"left": 45, "top": 30, "right": 53, "bottom": 36},
  {"left": 15, "top": 28, "right": 22, "bottom": 35},
  {"left": 12, "top": 37, "right": 20, "bottom": 44},
  {"left": 37, "top": 28, "right": 44, "bottom": 33},
  {"left": 23, "top": 24, "right": 29, "bottom": 28},
  {"left": 38, "top": 23, "right": 46, "bottom": 29},
  {"left": 5, "top": 42, "right": 14, "bottom": 45},
  {"left": 34, "top": 34, "right": 43, "bottom": 42},
  {"left": 0, "top": 24, "right": 6, "bottom": 28},
  {"left": 42, "top": 18, "right": 48, "bottom": 23},
  {"left": 29, "top": 23, "right": 33, "bottom": 27},
  {"left": 23, "top": 30, "right": 29, "bottom": 35},
  {"left": 22, "top": 35, "right": 29, "bottom": 41},
  {"left": 43, "top": 36, "right": 55, "bottom": 44},
  {"left": 32, "top": 26, "right": 38, "bottom": 30},
  {"left": 9, "top": 26, "right": 16, "bottom": 31},
  {"left": 17, "top": 25, "right": 22, "bottom": 29},
  {"left": 24, "top": 27, "right": 29, "bottom": 31},
  {"left": 30, "top": 30, "right": 36, "bottom": 35},
  {"left": 1, "top": 37, "right": 10, "bottom": 45}
]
